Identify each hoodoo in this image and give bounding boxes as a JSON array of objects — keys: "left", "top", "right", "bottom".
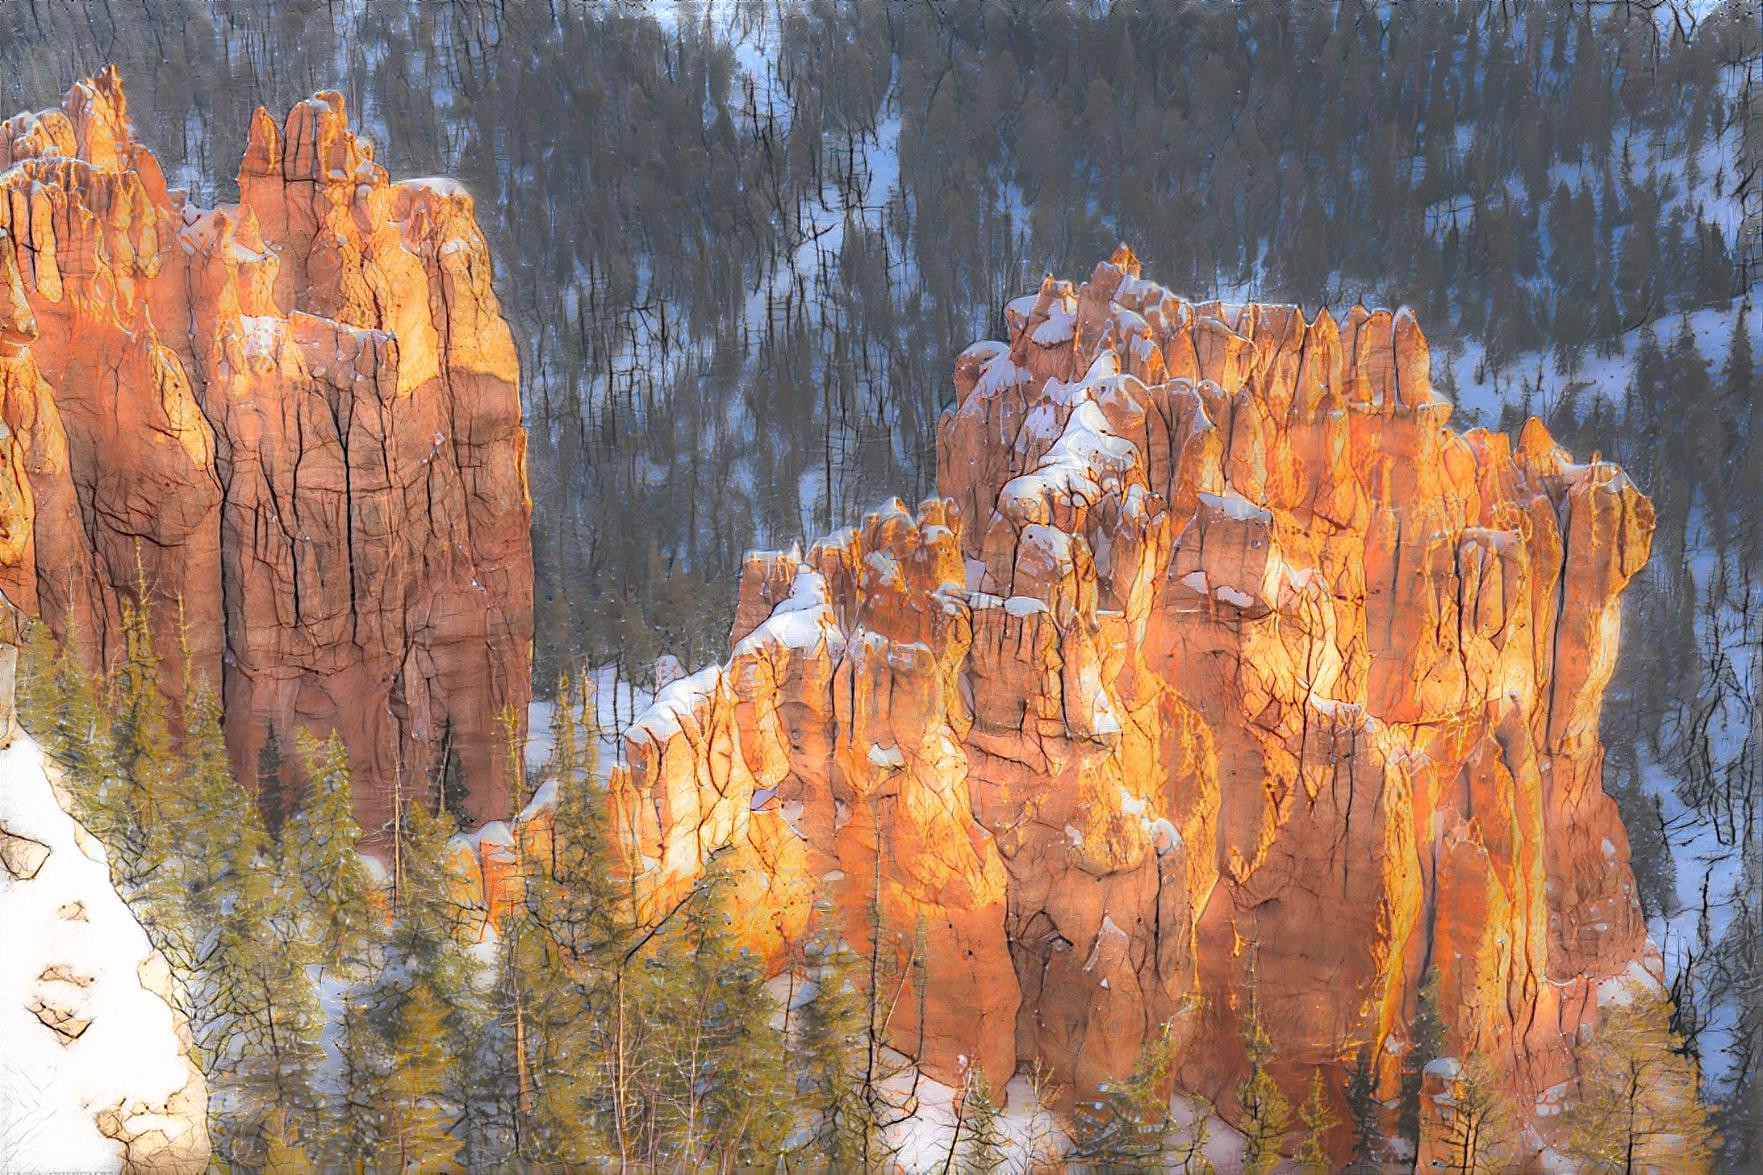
[
  {"left": 484, "top": 247, "right": 1668, "bottom": 1164},
  {"left": 0, "top": 69, "right": 532, "bottom": 838}
]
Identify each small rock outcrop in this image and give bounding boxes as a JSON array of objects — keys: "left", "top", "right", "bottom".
[
  {"left": 0, "top": 69, "right": 532, "bottom": 837},
  {"left": 488, "top": 248, "right": 1666, "bottom": 1164}
]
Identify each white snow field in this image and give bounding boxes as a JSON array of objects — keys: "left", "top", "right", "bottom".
[{"left": 0, "top": 732, "right": 208, "bottom": 1173}]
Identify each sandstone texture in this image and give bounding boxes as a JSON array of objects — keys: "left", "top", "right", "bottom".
[
  {"left": 487, "top": 248, "right": 1662, "bottom": 1163},
  {"left": 0, "top": 70, "right": 532, "bottom": 837}
]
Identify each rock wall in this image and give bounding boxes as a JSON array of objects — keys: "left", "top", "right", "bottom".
[
  {"left": 490, "top": 248, "right": 1663, "bottom": 1163},
  {"left": 0, "top": 69, "right": 532, "bottom": 837}
]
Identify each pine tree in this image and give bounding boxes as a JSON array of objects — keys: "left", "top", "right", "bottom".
[
  {"left": 479, "top": 674, "right": 619, "bottom": 1168},
  {"left": 1067, "top": 1020, "right": 1180, "bottom": 1170},
  {"left": 532, "top": 673, "right": 617, "bottom": 960},
  {"left": 511, "top": 672, "right": 627, "bottom": 1165},
  {"left": 795, "top": 921, "right": 884, "bottom": 1170},
  {"left": 327, "top": 989, "right": 389, "bottom": 1166},
  {"left": 18, "top": 620, "right": 110, "bottom": 824},
  {"left": 162, "top": 657, "right": 259, "bottom": 970},
  {"left": 1236, "top": 1009, "right": 1292, "bottom": 1175},
  {"left": 164, "top": 636, "right": 329, "bottom": 1165},
  {"left": 1399, "top": 967, "right": 1447, "bottom": 1154},
  {"left": 1724, "top": 305, "right": 1755, "bottom": 419},
  {"left": 257, "top": 723, "right": 288, "bottom": 842},
  {"left": 434, "top": 716, "right": 471, "bottom": 829},
  {"left": 1344, "top": 1044, "right": 1384, "bottom": 1171},
  {"left": 106, "top": 590, "right": 175, "bottom": 884},
  {"left": 221, "top": 894, "right": 328, "bottom": 1168},
  {"left": 1723, "top": 307, "right": 1757, "bottom": 552},
  {"left": 1295, "top": 1068, "right": 1338, "bottom": 1172},
  {"left": 955, "top": 1069, "right": 1009, "bottom": 1175},
  {"left": 1562, "top": 984, "right": 1716, "bottom": 1172},
  {"left": 360, "top": 791, "right": 480, "bottom": 1171},
  {"left": 1435, "top": 1054, "right": 1515, "bottom": 1175},
  {"left": 283, "top": 730, "right": 377, "bottom": 973},
  {"left": 642, "top": 853, "right": 790, "bottom": 1168},
  {"left": 489, "top": 882, "right": 604, "bottom": 1168}
]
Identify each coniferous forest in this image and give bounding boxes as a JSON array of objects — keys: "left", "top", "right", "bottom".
[{"left": 0, "top": 0, "right": 1759, "bottom": 1170}]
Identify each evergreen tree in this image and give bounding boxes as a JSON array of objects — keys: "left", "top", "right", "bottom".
[
  {"left": 160, "top": 656, "right": 258, "bottom": 966},
  {"left": 532, "top": 673, "right": 617, "bottom": 959},
  {"left": 327, "top": 989, "right": 389, "bottom": 1166},
  {"left": 1344, "top": 1044, "right": 1384, "bottom": 1171},
  {"left": 1067, "top": 1020, "right": 1180, "bottom": 1170},
  {"left": 795, "top": 922, "right": 885, "bottom": 1169},
  {"left": 283, "top": 730, "right": 376, "bottom": 972},
  {"left": 220, "top": 891, "right": 327, "bottom": 1168},
  {"left": 1563, "top": 984, "right": 1716, "bottom": 1172},
  {"left": 1724, "top": 305, "right": 1756, "bottom": 419},
  {"left": 642, "top": 854, "right": 790, "bottom": 1168},
  {"left": 434, "top": 715, "right": 471, "bottom": 829},
  {"left": 1295, "top": 1068, "right": 1338, "bottom": 1172},
  {"left": 1723, "top": 307, "right": 1758, "bottom": 557},
  {"left": 512, "top": 672, "right": 625, "bottom": 1165},
  {"left": 955, "top": 1069, "right": 1009, "bottom": 1175},
  {"left": 168, "top": 664, "right": 324, "bottom": 1164},
  {"left": 1435, "top": 1054, "right": 1515, "bottom": 1175},
  {"left": 18, "top": 620, "right": 110, "bottom": 822},
  {"left": 257, "top": 723, "right": 288, "bottom": 842},
  {"left": 106, "top": 590, "right": 175, "bottom": 883},
  {"left": 1236, "top": 1008, "right": 1292, "bottom": 1175},
  {"left": 360, "top": 791, "right": 480, "bottom": 1171},
  {"left": 1399, "top": 967, "right": 1447, "bottom": 1154}
]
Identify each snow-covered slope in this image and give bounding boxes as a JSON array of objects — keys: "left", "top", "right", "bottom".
[{"left": 0, "top": 732, "right": 208, "bottom": 1173}]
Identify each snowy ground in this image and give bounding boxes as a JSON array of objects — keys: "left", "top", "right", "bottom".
[
  {"left": 1444, "top": 301, "right": 1748, "bottom": 427},
  {"left": 0, "top": 733, "right": 203, "bottom": 1172}
]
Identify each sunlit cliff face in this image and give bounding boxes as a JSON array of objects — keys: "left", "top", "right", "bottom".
[
  {"left": 0, "top": 69, "right": 533, "bottom": 841},
  {"left": 468, "top": 244, "right": 1662, "bottom": 1163}
]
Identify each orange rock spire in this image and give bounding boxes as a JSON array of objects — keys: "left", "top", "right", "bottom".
[
  {"left": 0, "top": 68, "right": 533, "bottom": 838},
  {"left": 488, "top": 246, "right": 1660, "bottom": 1163}
]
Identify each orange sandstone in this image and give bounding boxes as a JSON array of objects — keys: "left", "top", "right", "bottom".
[
  {"left": 492, "top": 248, "right": 1662, "bottom": 1164},
  {"left": 0, "top": 69, "right": 533, "bottom": 838}
]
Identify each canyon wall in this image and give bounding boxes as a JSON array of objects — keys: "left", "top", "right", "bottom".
[
  {"left": 0, "top": 70, "right": 532, "bottom": 836},
  {"left": 486, "top": 247, "right": 1663, "bottom": 1162}
]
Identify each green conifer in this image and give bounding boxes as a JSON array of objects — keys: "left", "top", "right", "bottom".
[
  {"left": 1344, "top": 1044, "right": 1384, "bottom": 1171},
  {"left": 1068, "top": 1020, "right": 1180, "bottom": 1170},
  {"left": 1563, "top": 985, "right": 1716, "bottom": 1172},
  {"left": 18, "top": 621, "right": 110, "bottom": 829},
  {"left": 106, "top": 591, "right": 175, "bottom": 881},
  {"left": 1295, "top": 1068, "right": 1338, "bottom": 1172},
  {"left": 1399, "top": 967, "right": 1447, "bottom": 1154},
  {"left": 359, "top": 791, "right": 481, "bottom": 1171},
  {"left": 1236, "top": 1009, "right": 1292, "bottom": 1175},
  {"left": 956, "top": 1069, "right": 1009, "bottom": 1174},
  {"left": 644, "top": 854, "right": 790, "bottom": 1168},
  {"left": 795, "top": 921, "right": 883, "bottom": 1169},
  {"left": 257, "top": 723, "right": 288, "bottom": 842},
  {"left": 283, "top": 730, "right": 377, "bottom": 973}
]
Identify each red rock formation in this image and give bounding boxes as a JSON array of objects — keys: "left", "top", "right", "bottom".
[
  {"left": 484, "top": 248, "right": 1666, "bottom": 1164},
  {"left": 0, "top": 69, "right": 532, "bottom": 838}
]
